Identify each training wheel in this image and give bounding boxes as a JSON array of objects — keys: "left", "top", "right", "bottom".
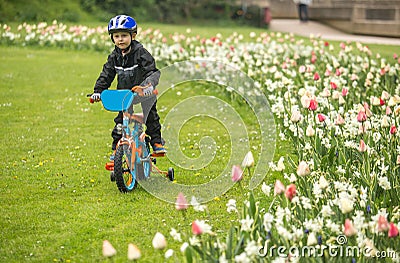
[{"left": 167, "top": 167, "right": 174, "bottom": 181}]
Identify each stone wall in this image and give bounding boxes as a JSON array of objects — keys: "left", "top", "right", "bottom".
[{"left": 266, "top": 0, "right": 400, "bottom": 37}]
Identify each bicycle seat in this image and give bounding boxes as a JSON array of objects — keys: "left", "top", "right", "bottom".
[{"left": 101, "top": 89, "right": 136, "bottom": 112}]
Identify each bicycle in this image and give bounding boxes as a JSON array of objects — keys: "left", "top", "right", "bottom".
[{"left": 88, "top": 87, "right": 174, "bottom": 193}]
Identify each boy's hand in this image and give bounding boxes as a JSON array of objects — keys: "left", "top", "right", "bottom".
[
  {"left": 142, "top": 85, "right": 154, "bottom": 96},
  {"left": 132, "top": 84, "right": 155, "bottom": 97},
  {"left": 90, "top": 93, "right": 101, "bottom": 102}
]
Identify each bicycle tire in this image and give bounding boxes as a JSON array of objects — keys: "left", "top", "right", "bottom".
[{"left": 114, "top": 145, "right": 137, "bottom": 192}]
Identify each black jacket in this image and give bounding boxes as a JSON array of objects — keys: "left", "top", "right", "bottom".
[{"left": 94, "top": 40, "right": 160, "bottom": 93}]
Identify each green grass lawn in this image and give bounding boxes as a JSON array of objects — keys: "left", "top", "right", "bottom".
[
  {"left": 1, "top": 21, "right": 396, "bottom": 261},
  {"left": 0, "top": 46, "right": 281, "bottom": 262}
]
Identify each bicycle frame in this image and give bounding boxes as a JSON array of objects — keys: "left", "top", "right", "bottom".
[{"left": 118, "top": 111, "right": 151, "bottom": 179}]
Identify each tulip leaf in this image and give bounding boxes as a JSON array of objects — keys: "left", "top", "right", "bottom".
[{"left": 225, "top": 226, "right": 235, "bottom": 259}]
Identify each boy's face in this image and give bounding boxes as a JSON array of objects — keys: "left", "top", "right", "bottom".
[{"left": 112, "top": 31, "right": 135, "bottom": 50}]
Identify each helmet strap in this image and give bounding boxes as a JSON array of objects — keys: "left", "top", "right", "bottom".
[{"left": 121, "top": 44, "right": 132, "bottom": 55}]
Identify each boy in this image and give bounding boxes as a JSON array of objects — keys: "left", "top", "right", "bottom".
[{"left": 91, "top": 15, "right": 166, "bottom": 159}]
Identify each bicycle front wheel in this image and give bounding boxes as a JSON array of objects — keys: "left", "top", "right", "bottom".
[
  {"left": 114, "top": 144, "right": 137, "bottom": 192},
  {"left": 136, "top": 142, "right": 151, "bottom": 181}
]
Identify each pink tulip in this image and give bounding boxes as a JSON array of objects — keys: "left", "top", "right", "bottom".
[
  {"left": 357, "top": 110, "right": 367, "bottom": 122},
  {"left": 313, "top": 72, "right": 320, "bottom": 81},
  {"left": 311, "top": 54, "right": 317, "bottom": 64},
  {"left": 324, "top": 68, "right": 331, "bottom": 76},
  {"left": 341, "top": 88, "right": 349, "bottom": 97},
  {"left": 397, "top": 155, "right": 400, "bottom": 165},
  {"left": 364, "top": 102, "right": 371, "bottom": 111},
  {"left": 344, "top": 219, "right": 357, "bottom": 236},
  {"left": 330, "top": 81, "right": 338, "bottom": 90},
  {"left": 386, "top": 106, "right": 392, "bottom": 115},
  {"left": 175, "top": 192, "right": 189, "bottom": 211},
  {"left": 192, "top": 220, "right": 203, "bottom": 235},
  {"left": 231, "top": 165, "right": 243, "bottom": 182},
  {"left": 285, "top": 184, "right": 296, "bottom": 201},
  {"left": 335, "top": 68, "right": 341, "bottom": 76},
  {"left": 358, "top": 123, "right": 367, "bottom": 134},
  {"left": 388, "top": 222, "right": 399, "bottom": 238},
  {"left": 359, "top": 139, "right": 367, "bottom": 152},
  {"left": 274, "top": 179, "right": 285, "bottom": 196},
  {"left": 335, "top": 114, "right": 345, "bottom": 125},
  {"left": 377, "top": 215, "right": 389, "bottom": 232}
]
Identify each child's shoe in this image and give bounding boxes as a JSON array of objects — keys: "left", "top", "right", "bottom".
[{"left": 152, "top": 143, "right": 166, "bottom": 154}]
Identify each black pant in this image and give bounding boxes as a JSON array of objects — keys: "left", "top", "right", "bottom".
[
  {"left": 111, "top": 100, "right": 162, "bottom": 150},
  {"left": 298, "top": 4, "right": 309, "bottom": 22}
]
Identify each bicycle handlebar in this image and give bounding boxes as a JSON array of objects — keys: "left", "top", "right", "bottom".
[{"left": 87, "top": 87, "right": 158, "bottom": 104}]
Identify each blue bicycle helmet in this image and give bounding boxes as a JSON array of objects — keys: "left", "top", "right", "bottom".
[{"left": 108, "top": 15, "right": 137, "bottom": 35}]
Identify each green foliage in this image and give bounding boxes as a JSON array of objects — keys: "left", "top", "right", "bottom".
[
  {"left": 0, "top": 0, "right": 94, "bottom": 22},
  {"left": 1, "top": 0, "right": 269, "bottom": 27}
]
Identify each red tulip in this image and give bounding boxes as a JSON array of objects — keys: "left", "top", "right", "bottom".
[
  {"left": 285, "top": 184, "right": 296, "bottom": 201},
  {"left": 313, "top": 72, "right": 320, "bottom": 81},
  {"left": 390, "top": 125, "right": 397, "bottom": 135},
  {"left": 388, "top": 222, "right": 399, "bottom": 238},
  {"left": 308, "top": 99, "right": 318, "bottom": 111},
  {"left": 330, "top": 81, "right": 338, "bottom": 90},
  {"left": 317, "top": 113, "right": 326, "bottom": 122}
]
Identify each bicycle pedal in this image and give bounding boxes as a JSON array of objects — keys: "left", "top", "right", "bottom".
[
  {"left": 151, "top": 152, "right": 166, "bottom": 157},
  {"left": 105, "top": 162, "right": 114, "bottom": 171}
]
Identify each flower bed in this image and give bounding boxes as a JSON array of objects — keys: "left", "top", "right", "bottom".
[{"left": 2, "top": 21, "right": 399, "bottom": 261}]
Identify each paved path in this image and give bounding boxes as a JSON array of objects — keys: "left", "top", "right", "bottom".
[{"left": 269, "top": 19, "right": 400, "bottom": 46}]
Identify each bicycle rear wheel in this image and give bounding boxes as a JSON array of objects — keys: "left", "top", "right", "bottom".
[{"left": 114, "top": 144, "right": 137, "bottom": 192}]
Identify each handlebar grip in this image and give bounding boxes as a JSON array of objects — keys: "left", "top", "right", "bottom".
[{"left": 87, "top": 93, "right": 95, "bottom": 103}]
